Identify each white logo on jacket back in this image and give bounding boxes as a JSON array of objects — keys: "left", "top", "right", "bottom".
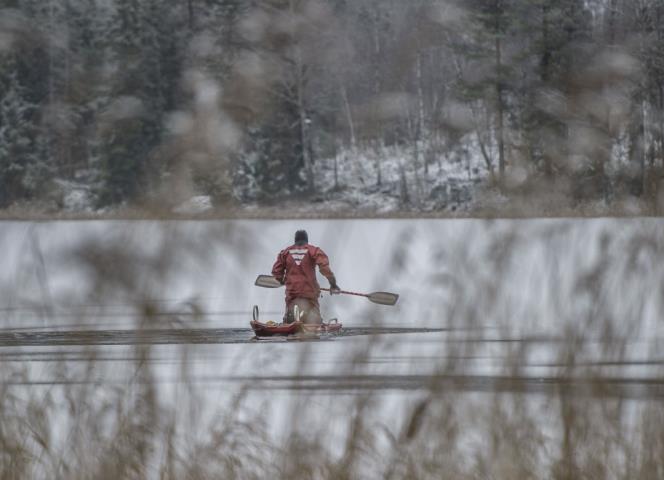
[{"left": 289, "top": 248, "right": 307, "bottom": 266}]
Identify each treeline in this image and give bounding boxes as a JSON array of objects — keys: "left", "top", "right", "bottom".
[{"left": 0, "top": 0, "right": 663, "bottom": 210}]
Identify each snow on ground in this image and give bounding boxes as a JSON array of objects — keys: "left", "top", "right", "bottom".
[
  {"left": 308, "top": 142, "right": 487, "bottom": 213},
  {"left": 47, "top": 141, "right": 488, "bottom": 216},
  {"left": 172, "top": 195, "right": 213, "bottom": 214}
]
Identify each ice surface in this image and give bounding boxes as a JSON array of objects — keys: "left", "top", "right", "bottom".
[{"left": 1, "top": 218, "right": 662, "bottom": 477}]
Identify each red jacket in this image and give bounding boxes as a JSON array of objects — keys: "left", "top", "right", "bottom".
[{"left": 272, "top": 243, "right": 335, "bottom": 303}]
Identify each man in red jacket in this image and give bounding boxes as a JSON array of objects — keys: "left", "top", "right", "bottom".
[{"left": 272, "top": 230, "right": 340, "bottom": 324}]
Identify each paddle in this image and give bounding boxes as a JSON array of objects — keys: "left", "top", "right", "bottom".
[
  {"left": 254, "top": 275, "right": 282, "bottom": 288},
  {"left": 254, "top": 275, "right": 399, "bottom": 306}
]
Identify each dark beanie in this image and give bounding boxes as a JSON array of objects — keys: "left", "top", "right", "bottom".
[{"left": 294, "top": 230, "right": 308, "bottom": 245}]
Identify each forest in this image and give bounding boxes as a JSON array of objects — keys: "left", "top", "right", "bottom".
[{"left": 1, "top": 0, "right": 663, "bottom": 214}]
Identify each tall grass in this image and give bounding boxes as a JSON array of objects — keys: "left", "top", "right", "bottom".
[{"left": 0, "top": 220, "right": 663, "bottom": 479}]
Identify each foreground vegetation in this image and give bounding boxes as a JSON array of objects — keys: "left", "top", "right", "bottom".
[{"left": 0, "top": 219, "right": 663, "bottom": 479}]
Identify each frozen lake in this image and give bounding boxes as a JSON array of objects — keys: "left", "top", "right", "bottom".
[{"left": 1, "top": 218, "right": 663, "bottom": 478}]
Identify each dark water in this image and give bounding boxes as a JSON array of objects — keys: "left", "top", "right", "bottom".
[
  {"left": 1, "top": 326, "right": 663, "bottom": 401},
  {"left": 229, "top": 374, "right": 664, "bottom": 399},
  {"left": 0, "top": 326, "right": 445, "bottom": 346}
]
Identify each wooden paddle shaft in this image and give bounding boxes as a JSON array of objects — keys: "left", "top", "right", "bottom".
[{"left": 320, "top": 287, "right": 368, "bottom": 298}]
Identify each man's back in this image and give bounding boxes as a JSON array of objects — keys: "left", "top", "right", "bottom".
[{"left": 272, "top": 243, "right": 332, "bottom": 302}]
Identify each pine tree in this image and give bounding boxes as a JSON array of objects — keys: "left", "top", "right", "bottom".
[
  {"left": 0, "top": 56, "right": 51, "bottom": 206},
  {"left": 97, "top": 0, "right": 184, "bottom": 205}
]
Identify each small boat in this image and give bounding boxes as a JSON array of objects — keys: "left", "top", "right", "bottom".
[
  {"left": 250, "top": 319, "right": 343, "bottom": 337},
  {"left": 250, "top": 305, "right": 342, "bottom": 338}
]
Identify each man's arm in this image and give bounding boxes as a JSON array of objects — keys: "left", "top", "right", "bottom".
[
  {"left": 271, "top": 251, "right": 286, "bottom": 284},
  {"left": 313, "top": 248, "right": 340, "bottom": 293}
]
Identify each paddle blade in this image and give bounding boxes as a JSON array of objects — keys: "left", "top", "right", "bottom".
[
  {"left": 367, "top": 291, "right": 399, "bottom": 306},
  {"left": 255, "top": 274, "right": 282, "bottom": 288}
]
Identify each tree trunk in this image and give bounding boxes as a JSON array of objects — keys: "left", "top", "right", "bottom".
[
  {"left": 659, "top": 84, "right": 664, "bottom": 170},
  {"left": 299, "top": 105, "right": 314, "bottom": 193},
  {"left": 296, "top": 47, "right": 314, "bottom": 192},
  {"left": 641, "top": 100, "right": 647, "bottom": 195},
  {"left": 372, "top": 12, "right": 382, "bottom": 146},
  {"left": 658, "top": 5, "right": 664, "bottom": 171},
  {"left": 334, "top": 151, "right": 339, "bottom": 190},
  {"left": 399, "top": 162, "right": 409, "bottom": 207},
  {"left": 375, "top": 142, "right": 382, "bottom": 187},
  {"left": 372, "top": 12, "right": 381, "bottom": 97},
  {"left": 476, "top": 129, "right": 497, "bottom": 183},
  {"left": 607, "top": 0, "right": 617, "bottom": 44},
  {"left": 187, "top": 0, "right": 194, "bottom": 31},
  {"left": 416, "top": 52, "right": 428, "bottom": 176},
  {"left": 540, "top": 2, "right": 553, "bottom": 177},
  {"left": 494, "top": 4, "right": 506, "bottom": 183},
  {"left": 340, "top": 83, "right": 356, "bottom": 149}
]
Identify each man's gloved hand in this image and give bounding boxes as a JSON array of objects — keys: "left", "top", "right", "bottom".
[{"left": 327, "top": 275, "right": 341, "bottom": 295}]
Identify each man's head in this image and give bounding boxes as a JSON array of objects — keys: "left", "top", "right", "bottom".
[{"left": 294, "top": 230, "right": 308, "bottom": 246}]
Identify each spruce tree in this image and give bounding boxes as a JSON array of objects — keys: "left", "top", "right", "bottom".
[
  {"left": 98, "top": 0, "right": 184, "bottom": 206},
  {"left": 0, "top": 56, "right": 51, "bottom": 206}
]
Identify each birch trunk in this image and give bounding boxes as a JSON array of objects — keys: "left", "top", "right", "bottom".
[
  {"left": 340, "top": 83, "right": 356, "bottom": 150},
  {"left": 495, "top": 8, "right": 506, "bottom": 183},
  {"left": 416, "top": 52, "right": 428, "bottom": 176}
]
